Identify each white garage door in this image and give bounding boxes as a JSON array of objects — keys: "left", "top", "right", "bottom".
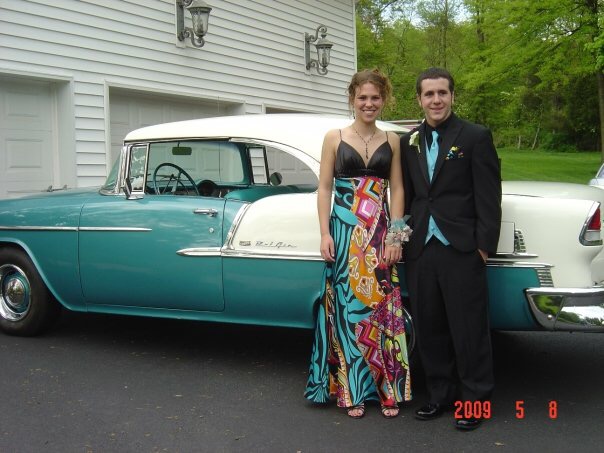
[
  {"left": 0, "top": 77, "right": 55, "bottom": 199},
  {"left": 109, "top": 90, "right": 229, "bottom": 166}
]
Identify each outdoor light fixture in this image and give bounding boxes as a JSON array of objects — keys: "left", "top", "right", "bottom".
[
  {"left": 304, "top": 24, "right": 334, "bottom": 75},
  {"left": 176, "top": 0, "right": 212, "bottom": 48}
]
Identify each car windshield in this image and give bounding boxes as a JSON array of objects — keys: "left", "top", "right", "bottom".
[{"left": 101, "top": 157, "right": 120, "bottom": 192}]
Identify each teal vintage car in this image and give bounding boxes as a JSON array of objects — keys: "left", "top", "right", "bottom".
[{"left": 1, "top": 114, "right": 604, "bottom": 342}]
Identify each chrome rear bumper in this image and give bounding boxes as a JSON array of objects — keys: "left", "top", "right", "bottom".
[{"left": 525, "top": 287, "right": 604, "bottom": 331}]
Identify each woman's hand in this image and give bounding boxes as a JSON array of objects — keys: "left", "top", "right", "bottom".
[
  {"left": 384, "top": 244, "right": 403, "bottom": 266},
  {"left": 321, "top": 234, "right": 335, "bottom": 262}
]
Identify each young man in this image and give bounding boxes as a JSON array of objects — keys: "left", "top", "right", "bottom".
[{"left": 400, "top": 67, "right": 502, "bottom": 430}]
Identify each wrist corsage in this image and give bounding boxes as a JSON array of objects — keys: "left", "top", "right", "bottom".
[{"left": 385, "top": 215, "right": 413, "bottom": 248}]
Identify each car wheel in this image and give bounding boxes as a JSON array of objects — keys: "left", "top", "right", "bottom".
[{"left": 0, "top": 248, "right": 61, "bottom": 336}]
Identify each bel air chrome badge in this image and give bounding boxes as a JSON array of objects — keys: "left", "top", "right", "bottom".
[{"left": 255, "top": 240, "right": 296, "bottom": 249}]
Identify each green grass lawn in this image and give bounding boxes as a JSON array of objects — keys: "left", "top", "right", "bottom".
[{"left": 498, "top": 148, "right": 602, "bottom": 184}]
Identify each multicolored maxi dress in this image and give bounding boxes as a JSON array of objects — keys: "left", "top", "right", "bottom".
[{"left": 305, "top": 134, "right": 412, "bottom": 409}]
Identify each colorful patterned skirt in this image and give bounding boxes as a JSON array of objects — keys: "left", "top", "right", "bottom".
[{"left": 305, "top": 176, "right": 412, "bottom": 408}]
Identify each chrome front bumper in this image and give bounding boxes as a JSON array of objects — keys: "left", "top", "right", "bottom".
[{"left": 525, "top": 287, "right": 604, "bottom": 331}]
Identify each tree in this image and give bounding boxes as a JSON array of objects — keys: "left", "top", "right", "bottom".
[
  {"left": 354, "top": 0, "right": 602, "bottom": 152},
  {"left": 416, "top": 0, "right": 464, "bottom": 68},
  {"left": 356, "top": 0, "right": 425, "bottom": 119},
  {"left": 460, "top": 0, "right": 602, "bottom": 151}
]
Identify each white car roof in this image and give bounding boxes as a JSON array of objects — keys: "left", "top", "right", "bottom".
[{"left": 123, "top": 114, "right": 409, "bottom": 162}]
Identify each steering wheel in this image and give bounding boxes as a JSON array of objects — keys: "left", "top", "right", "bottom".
[{"left": 152, "top": 163, "right": 200, "bottom": 196}]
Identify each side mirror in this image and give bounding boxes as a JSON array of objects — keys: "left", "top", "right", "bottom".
[{"left": 269, "top": 172, "right": 283, "bottom": 186}]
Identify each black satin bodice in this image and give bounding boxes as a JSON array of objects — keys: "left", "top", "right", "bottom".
[{"left": 334, "top": 139, "right": 392, "bottom": 179}]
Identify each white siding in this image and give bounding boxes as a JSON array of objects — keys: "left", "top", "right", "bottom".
[{"left": 0, "top": 0, "right": 355, "bottom": 188}]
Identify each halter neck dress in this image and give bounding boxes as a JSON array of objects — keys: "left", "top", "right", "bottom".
[{"left": 305, "top": 132, "right": 412, "bottom": 408}]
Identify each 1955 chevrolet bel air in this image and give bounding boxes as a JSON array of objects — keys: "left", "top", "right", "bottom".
[{"left": 1, "top": 114, "right": 603, "bottom": 344}]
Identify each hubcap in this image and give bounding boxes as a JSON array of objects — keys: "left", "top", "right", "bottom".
[{"left": 0, "top": 264, "right": 31, "bottom": 321}]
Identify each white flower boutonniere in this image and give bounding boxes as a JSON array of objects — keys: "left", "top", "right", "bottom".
[{"left": 409, "top": 131, "right": 420, "bottom": 153}]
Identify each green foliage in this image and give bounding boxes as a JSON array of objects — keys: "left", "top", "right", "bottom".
[{"left": 356, "top": 0, "right": 603, "bottom": 153}]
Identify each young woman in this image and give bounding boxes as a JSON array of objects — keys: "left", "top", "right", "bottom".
[{"left": 305, "top": 69, "right": 412, "bottom": 419}]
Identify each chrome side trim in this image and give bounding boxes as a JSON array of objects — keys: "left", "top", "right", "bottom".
[
  {"left": 492, "top": 252, "right": 538, "bottom": 259},
  {"left": 177, "top": 247, "right": 221, "bottom": 257},
  {"left": 79, "top": 227, "right": 152, "bottom": 232},
  {"left": 221, "top": 249, "right": 323, "bottom": 261},
  {"left": 217, "top": 252, "right": 555, "bottom": 264},
  {"left": 223, "top": 203, "right": 252, "bottom": 250},
  {"left": 0, "top": 226, "right": 151, "bottom": 232},
  {"left": 525, "top": 287, "right": 604, "bottom": 331},
  {"left": 485, "top": 261, "right": 553, "bottom": 269},
  {"left": 0, "top": 226, "right": 78, "bottom": 231}
]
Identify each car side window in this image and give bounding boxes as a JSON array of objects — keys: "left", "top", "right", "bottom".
[{"left": 265, "top": 146, "right": 318, "bottom": 188}]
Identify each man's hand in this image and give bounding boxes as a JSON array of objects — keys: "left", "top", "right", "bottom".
[{"left": 478, "top": 249, "right": 488, "bottom": 263}]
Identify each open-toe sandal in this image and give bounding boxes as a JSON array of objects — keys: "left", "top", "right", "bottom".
[
  {"left": 381, "top": 405, "right": 399, "bottom": 419},
  {"left": 346, "top": 404, "right": 365, "bottom": 419}
]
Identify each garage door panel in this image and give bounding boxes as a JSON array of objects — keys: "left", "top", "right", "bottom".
[
  {"left": 169, "top": 105, "right": 213, "bottom": 122},
  {"left": 109, "top": 91, "right": 226, "bottom": 164},
  {"left": 1, "top": 132, "right": 53, "bottom": 181},
  {"left": 1, "top": 80, "right": 52, "bottom": 131},
  {"left": 0, "top": 180, "right": 50, "bottom": 199},
  {"left": 0, "top": 77, "right": 55, "bottom": 198},
  {"left": 136, "top": 101, "right": 164, "bottom": 128}
]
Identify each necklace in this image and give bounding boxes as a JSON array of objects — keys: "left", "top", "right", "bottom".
[{"left": 352, "top": 125, "right": 377, "bottom": 159}]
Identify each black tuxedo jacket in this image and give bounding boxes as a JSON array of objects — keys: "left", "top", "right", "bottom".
[{"left": 400, "top": 113, "right": 502, "bottom": 259}]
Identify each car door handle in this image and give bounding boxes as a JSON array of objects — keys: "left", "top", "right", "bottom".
[{"left": 194, "top": 208, "right": 218, "bottom": 217}]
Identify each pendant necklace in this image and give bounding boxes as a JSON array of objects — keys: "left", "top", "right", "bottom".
[{"left": 352, "top": 125, "right": 377, "bottom": 159}]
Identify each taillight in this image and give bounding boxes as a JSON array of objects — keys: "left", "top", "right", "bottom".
[
  {"left": 588, "top": 207, "right": 601, "bottom": 231},
  {"left": 581, "top": 204, "right": 603, "bottom": 246}
]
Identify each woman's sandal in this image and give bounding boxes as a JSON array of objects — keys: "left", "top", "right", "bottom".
[
  {"left": 347, "top": 404, "right": 365, "bottom": 419},
  {"left": 381, "top": 405, "right": 400, "bottom": 419}
]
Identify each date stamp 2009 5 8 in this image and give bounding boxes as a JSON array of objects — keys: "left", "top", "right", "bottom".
[{"left": 453, "top": 400, "right": 558, "bottom": 419}]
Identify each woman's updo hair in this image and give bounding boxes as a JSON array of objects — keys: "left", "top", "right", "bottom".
[{"left": 347, "top": 69, "right": 393, "bottom": 106}]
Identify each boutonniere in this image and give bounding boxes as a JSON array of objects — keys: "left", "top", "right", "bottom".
[
  {"left": 445, "top": 146, "right": 464, "bottom": 160},
  {"left": 409, "top": 131, "right": 420, "bottom": 153}
]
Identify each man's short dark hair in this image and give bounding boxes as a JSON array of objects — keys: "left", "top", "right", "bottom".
[{"left": 416, "top": 67, "right": 455, "bottom": 95}]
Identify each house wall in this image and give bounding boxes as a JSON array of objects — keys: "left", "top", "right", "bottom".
[{"left": 0, "top": 0, "right": 356, "bottom": 194}]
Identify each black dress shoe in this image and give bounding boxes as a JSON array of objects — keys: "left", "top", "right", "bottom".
[
  {"left": 415, "top": 403, "right": 444, "bottom": 420},
  {"left": 455, "top": 416, "right": 482, "bottom": 431}
]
